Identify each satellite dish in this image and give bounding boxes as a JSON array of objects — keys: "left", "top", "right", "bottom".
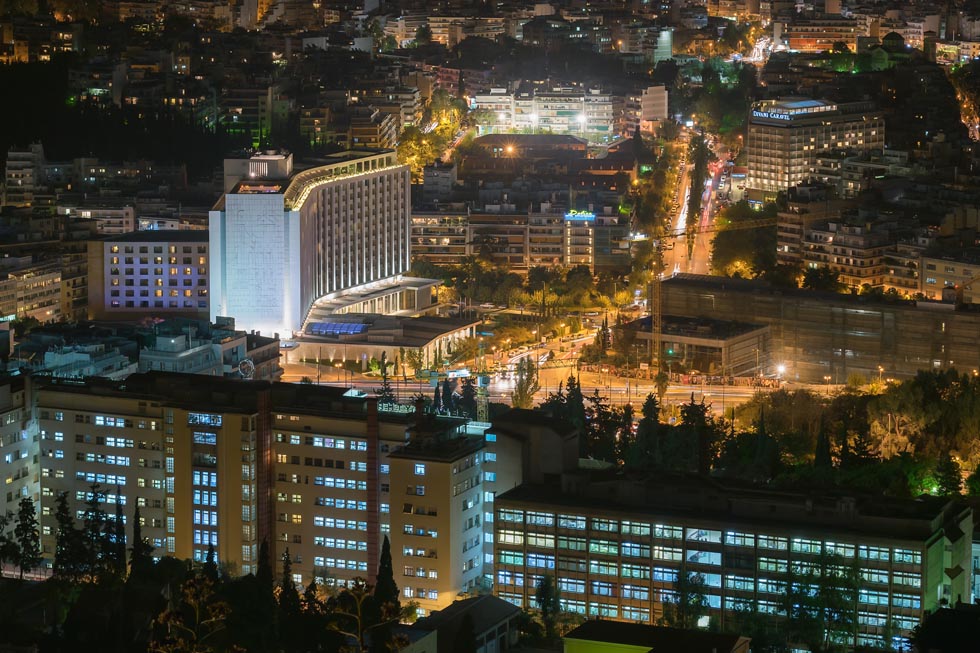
[{"left": 239, "top": 358, "right": 255, "bottom": 379}]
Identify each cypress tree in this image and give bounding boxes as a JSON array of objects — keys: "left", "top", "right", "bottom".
[
  {"left": 130, "top": 504, "right": 154, "bottom": 577},
  {"left": 14, "top": 496, "right": 40, "bottom": 580},
  {"left": 257, "top": 538, "right": 273, "bottom": 588},
  {"left": 814, "top": 417, "right": 832, "bottom": 469},
  {"left": 374, "top": 535, "right": 400, "bottom": 618}
]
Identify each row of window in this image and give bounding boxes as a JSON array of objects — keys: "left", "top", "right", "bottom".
[
  {"left": 497, "top": 513, "right": 921, "bottom": 564},
  {"left": 274, "top": 433, "right": 368, "bottom": 450}
]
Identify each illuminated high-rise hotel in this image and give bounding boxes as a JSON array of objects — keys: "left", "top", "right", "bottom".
[{"left": 209, "top": 150, "right": 417, "bottom": 336}]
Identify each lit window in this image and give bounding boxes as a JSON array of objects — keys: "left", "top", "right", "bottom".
[{"left": 414, "top": 463, "right": 426, "bottom": 476}]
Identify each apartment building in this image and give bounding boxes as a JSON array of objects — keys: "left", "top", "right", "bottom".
[
  {"left": 0, "top": 261, "right": 62, "bottom": 323},
  {"left": 746, "top": 99, "right": 885, "bottom": 197},
  {"left": 389, "top": 431, "right": 486, "bottom": 615},
  {"left": 87, "top": 231, "right": 210, "bottom": 321},
  {"left": 0, "top": 378, "right": 30, "bottom": 509},
  {"left": 777, "top": 15, "right": 861, "bottom": 52},
  {"left": 494, "top": 475, "right": 972, "bottom": 650},
  {"left": 802, "top": 219, "right": 892, "bottom": 289},
  {"left": 471, "top": 87, "right": 619, "bottom": 142},
  {"left": 411, "top": 210, "right": 630, "bottom": 273},
  {"left": 8, "top": 374, "right": 502, "bottom": 591}
]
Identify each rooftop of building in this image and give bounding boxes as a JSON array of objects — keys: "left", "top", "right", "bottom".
[
  {"left": 490, "top": 408, "right": 577, "bottom": 438},
  {"left": 98, "top": 231, "right": 209, "bottom": 243},
  {"left": 497, "top": 473, "right": 964, "bottom": 541},
  {"left": 663, "top": 273, "right": 921, "bottom": 308},
  {"left": 625, "top": 314, "right": 769, "bottom": 340},
  {"left": 564, "top": 620, "right": 749, "bottom": 653},
  {"left": 473, "top": 133, "right": 589, "bottom": 147},
  {"left": 299, "top": 311, "right": 478, "bottom": 349},
  {"left": 411, "top": 595, "right": 521, "bottom": 652},
  {"left": 388, "top": 431, "right": 484, "bottom": 463}
]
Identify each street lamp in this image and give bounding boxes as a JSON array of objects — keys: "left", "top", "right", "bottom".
[
  {"left": 823, "top": 375, "right": 832, "bottom": 393},
  {"left": 877, "top": 365, "right": 884, "bottom": 383},
  {"left": 776, "top": 364, "right": 786, "bottom": 384}
]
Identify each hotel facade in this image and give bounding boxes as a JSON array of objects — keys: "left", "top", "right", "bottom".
[{"left": 209, "top": 150, "right": 412, "bottom": 336}]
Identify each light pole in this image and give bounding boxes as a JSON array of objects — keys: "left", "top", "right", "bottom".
[
  {"left": 877, "top": 365, "right": 884, "bottom": 384},
  {"left": 823, "top": 375, "right": 832, "bottom": 394}
]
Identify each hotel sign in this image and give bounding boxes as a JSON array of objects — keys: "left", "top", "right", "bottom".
[{"left": 752, "top": 110, "right": 791, "bottom": 121}]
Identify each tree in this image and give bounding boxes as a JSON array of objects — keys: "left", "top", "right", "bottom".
[
  {"left": 377, "top": 352, "right": 396, "bottom": 406},
  {"left": 780, "top": 554, "right": 859, "bottom": 651},
  {"left": 628, "top": 394, "right": 663, "bottom": 469},
  {"left": 109, "top": 496, "right": 126, "bottom": 576},
  {"left": 374, "top": 535, "right": 400, "bottom": 619},
  {"left": 82, "top": 483, "right": 108, "bottom": 576},
  {"left": 279, "top": 549, "right": 302, "bottom": 618},
  {"left": 442, "top": 378, "right": 456, "bottom": 413},
  {"left": 966, "top": 463, "right": 980, "bottom": 496},
  {"left": 54, "top": 491, "right": 83, "bottom": 581},
  {"left": 130, "top": 504, "right": 154, "bottom": 577},
  {"left": 414, "top": 24, "right": 432, "bottom": 46},
  {"left": 535, "top": 575, "right": 561, "bottom": 640},
  {"left": 433, "top": 383, "right": 442, "bottom": 413},
  {"left": 458, "top": 377, "right": 477, "bottom": 418},
  {"left": 511, "top": 357, "right": 540, "bottom": 409},
  {"left": 584, "top": 389, "right": 616, "bottom": 461},
  {"left": 802, "top": 266, "right": 844, "bottom": 292},
  {"left": 814, "top": 417, "right": 833, "bottom": 469},
  {"left": 935, "top": 452, "right": 962, "bottom": 496},
  {"left": 149, "top": 573, "right": 231, "bottom": 653},
  {"left": 203, "top": 545, "right": 218, "bottom": 581},
  {"left": 614, "top": 403, "right": 636, "bottom": 462},
  {"left": 659, "top": 570, "right": 709, "bottom": 630},
  {"left": 14, "top": 496, "right": 40, "bottom": 579}
]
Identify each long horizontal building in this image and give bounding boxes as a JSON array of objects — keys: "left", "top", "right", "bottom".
[
  {"left": 493, "top": 475, "right": 972, "bottom": 650},
  {"left": 411, "top": 210, "right": 630, "bottom": 273},
  {"left": 661, "top": 273, "right": 980, "bottom": 383}
]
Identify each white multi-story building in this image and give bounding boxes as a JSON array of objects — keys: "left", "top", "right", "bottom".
[
  {"left": 746, "top": 98, "right": 885, "bottom": 198},
  {"left": 209, "top": 150, "right": 412, "bottom": 335},
  {"left": 472, "top": 87, "right": 619, "bottom": 142},
  {"left": 86, "top": 231, "right": 210, "bottom": 320}
]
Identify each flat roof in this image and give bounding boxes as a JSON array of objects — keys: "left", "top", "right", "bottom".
[
  {"left": 101, "top": 231, "right": 209, "bottom": 243},
  {"left": 565, "top": 621, "right": 747, "bottom": 653},
  {"left": 496, "top": 475, "right": 960, "bottom": 541},
  {"left": 388, "top": 434, "right": 484, "bottom": 462}
]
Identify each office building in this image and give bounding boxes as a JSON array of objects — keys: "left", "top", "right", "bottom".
[
  {"left": 209, "top": 150, "right": 413, "bottom": 336},
  {"left": 87, "top": 231, "right": 210, "bottom": 321},
  {"left": 746, "top": 99, "right": 885, "bottom": 198},
  {"left": 494, "top": 475, "right": 971, "bottom": 649}
]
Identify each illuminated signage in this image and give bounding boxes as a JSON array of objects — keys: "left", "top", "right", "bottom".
[
  {"left": 564, "top": 210, "right": 596, "bottom": 221},
  {"left": 752, "top": 110, "right": 792, "bottom": 121}
]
